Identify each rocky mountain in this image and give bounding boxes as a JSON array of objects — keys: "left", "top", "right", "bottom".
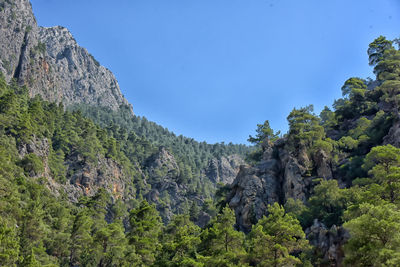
[
  {"left": 226, "top": 139, "right": 347, "bottom": 265},
  {"left": 206, "top": 154, "right": 244, "bottom": 185},
  {"left": 0, "top": 0, "right": 250, "bottom": 230},
  {"left": 0, "top": 0, "right": 132, "bottom": 113}
]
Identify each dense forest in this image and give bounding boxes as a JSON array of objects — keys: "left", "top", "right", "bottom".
[
  {"left": 1, "top": 35, "right": 400, "bottom": 266},
  {"left": 0, "top": 1, "right": 400, "bottom": 267},
  {"left": 68, "top": 103, "right": 251, "bottom": 181}
]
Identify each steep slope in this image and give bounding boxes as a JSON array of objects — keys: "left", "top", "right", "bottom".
[
  {"left": 0, "top": 0, "right": 251, "bottom": 224},
  {"left": 0, "top": 0, "right": 132, "bottom": 113}
]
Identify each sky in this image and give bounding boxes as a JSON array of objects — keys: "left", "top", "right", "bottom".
[{"left": 30, "top": 0, "right": 400, "bottom": 144}]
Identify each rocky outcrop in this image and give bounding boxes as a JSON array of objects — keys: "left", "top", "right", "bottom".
[
  {"left": 206, "top": 154, "right": 244, "bottom": 184},
  {"left": 227, "top": 140, "right": 332, "bottom": 232},
  {"left": 228, "top": 164, "right": 280, "bottom": 232},
  {"left": 0, "top": 0, "right": 132, "bottom": 113},
  {"left": 306, "top": 220, "right": 349, "bottom": 267},
  {"left": 383, "top": 120, "right": 400, "bottom": 147},
  {"left": 18, "top": 136, "right": 135, "bottom": 203},
  {"left": 145, "top": 147, "right": 189, "bottom": 223},
  {"left": 63, "top": 152, "right": 135, "bottom": 202}
]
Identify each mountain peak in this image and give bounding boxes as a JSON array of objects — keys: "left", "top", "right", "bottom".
[{"left": 0, "top": 0, "right": 133, "bottom": 114}]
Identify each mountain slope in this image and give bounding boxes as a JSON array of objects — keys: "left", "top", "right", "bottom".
[{"left": 0, "top": 0, "right": 132, "bottom": 113}]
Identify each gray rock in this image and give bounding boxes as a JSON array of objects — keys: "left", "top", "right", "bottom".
[
  {"left": 0, "top": 0, "right": 132, "bottom": 114},
  {"left": 228, "top": 164, "right": 279, "bottom": 232},
  {"left": 206, "top": 154, "right": 244, "bottom": 185},
  {"left": 227, "top": 139, "right": 331, "bottom": 232},
  {"left": 383, "top": 121, "right": 400, "bottom": 148},
  {"left": 314, "top": 149, "right": 333, "bottom": 179},
  {"left": 306, "top": 219, "right": 349, "bottom": 267},
  {"left": 17, "top": 136, "right": 135, "bottom": 203}
]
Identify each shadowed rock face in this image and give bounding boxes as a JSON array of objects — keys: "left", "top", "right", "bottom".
[
  {"left": 18, "top": 136, "right": 135, "bottom": 204},
  {"left": 226, "top": 139, "right": 350, "bottom": 264},
  {"left": 306, "top": 220, "right": 349, "bottom": 267},
  {"left": 0, "top": 0, "right": 132, "bottom": 113},
  {"left": 227, "top": 140, "right": 321, "bottom": 232},
  {"left": 206, "top": 154, "right": 245, "bottom": 185}
]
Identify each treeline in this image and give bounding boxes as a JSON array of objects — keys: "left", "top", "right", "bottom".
[
  {"left": 69, "top": 103, "right": 252, "bottom": 174},
  {"left": 244, "top": 36, "right": 400, "bottom": 265},
  {"left": 1, "top": 34, "right": 400, "bottom": 266}
]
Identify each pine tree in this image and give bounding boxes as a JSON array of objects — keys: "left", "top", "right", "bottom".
[
  {"left": 128, "top": 200, "right": 162, "bottom": 266},
  {"left": 248, "top": 203, "right": 309, "bottom": 267}
]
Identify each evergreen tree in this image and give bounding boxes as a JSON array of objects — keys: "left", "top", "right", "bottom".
[
  {"left": 363, "top": 145, "right": 400, "bottom": 203},
  {"left": 157, "top": 215, "right": 202, "bottom": 266},
  {"left": 248, "top": 203, "right": 309, "bottom": 267},
  {"left": 344, "top": 203, "right": 400, "bottom": 266},
  {"left": 199, "top": 206, "right": 247, "bottom": 266},
  {"left": 128, "top": 200, "right": 162, "bottom": 266}
]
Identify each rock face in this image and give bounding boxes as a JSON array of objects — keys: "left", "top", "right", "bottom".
[
  {"left": 227, "top": 140, "right": 321, "bottom": 232},
  {"left": 145, "top": 147, "right": 187, "bottom": 223},
  {"left": 306, "top": 220, "right": 349, "bottom": 267},
  {"left": 18, "top": 136, "right": 135, "bottom": 203},
  {"left": 0, "top": 0, "right": 132, "bottom": 113},
  {"left": 383, "top": 120, "right": 400, "bottom": 147},
  {"left": 206, "top": 154, "right": 245, "bottom": 185},
  {"left": 228, "top": 164, "right": 280, "bottom": 232}
]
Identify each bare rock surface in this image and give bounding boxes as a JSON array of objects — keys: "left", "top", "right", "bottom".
[{"left": 0, "top": 0, "right": 132, "bottom": 113}]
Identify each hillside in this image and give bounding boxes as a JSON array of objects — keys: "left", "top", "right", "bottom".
[
  {"left": 0, "top": 0, "right": 251, "bottom": 223},
  {"left": 1, "top": 0, "right": 400, "bottom": 266}
]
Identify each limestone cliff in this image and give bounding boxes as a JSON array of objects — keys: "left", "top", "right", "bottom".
[
  {"left": 226, "top": 140, "right": 341, "bottom": 264},
  {"left": 0, "top": 0, "right": 132, "bottom": 113},
  {"left": 18, "top": 136, "right": 136, "bottom": 204},
  {"left": 206, "top": 154, "right": 244, "bottom": 185}
]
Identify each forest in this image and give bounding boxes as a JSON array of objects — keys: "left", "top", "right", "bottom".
[{"left": 1, "top": 28, "right": 400, "bottom": 266}]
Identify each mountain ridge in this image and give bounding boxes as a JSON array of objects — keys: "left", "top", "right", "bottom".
[{"left": 0, "top": 0, "right": 132, "bottom": 114}]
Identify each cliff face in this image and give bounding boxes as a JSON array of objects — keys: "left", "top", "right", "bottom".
[
  {"left": 227, "top": 140, "right": 320, "bottom": 232},
  {"left": 0, "top": 0, "right": 132, "bottom": 113},
  {"left": 226, "top": 140, "right": 346, "bottom": 265},
  {"left": 0, "top": 0, "right": 247, "bottom": 227},
  {"left": 206, "top": 154, "right": 245, "bottom": 185},
  {"left": 18, "top": 136, "right": 135, "bottom": 204}
]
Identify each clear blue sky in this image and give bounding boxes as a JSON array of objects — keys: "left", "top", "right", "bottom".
[{"left": 31, "top": 0, "right": 400, "bottom": 144}]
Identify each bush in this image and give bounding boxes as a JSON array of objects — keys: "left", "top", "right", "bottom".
[{"left": 19, "top": 153, "right": 44, "bottom": 176}]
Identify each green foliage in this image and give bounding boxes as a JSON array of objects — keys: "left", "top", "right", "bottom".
[
  {"left": 248, "top": 120, "right": 280, "bottom": 145},
  {"left": 48, "top": 149, "right": 66, "bottom": 183},
  {"left": 128, "top": 200, "right": 162, "bottom": 266},
  {"left": 363, "top": 145, "right": 400, "bottom": 203},
  {"left": 287, "top": 105, "right": 325, "bottom": 151},
  {"left": 368, "top": 35, "right": 394, "bottom": 66},
  {"left": 0, "top": 219, "right": 20, "bottom": 266},
  {"left": 344, "top": 203, "right": 400, "bottom": 266},
  {"left": 2, "top": 33, "right": 400, "bottom": 266},
  {"left": 18, "top": 153, "right": 44, "bottom": 176},
  {"left": 308, "top": 179, "right": 348, "bottom": 227},
  {"left": 284, "top": 198, "right": 312, "bottom": 228},
  {"left": 157, "top": 215, "right": 202, "bottom": 266},
  {"left": 69, "top": 103, "right": 252, "bottom": 201},
  {"left": 247, "top": 203, "right": 309, "bottom": 267},
  {"left": 199, "top": 206, "right": 247, "bottom": 266}
]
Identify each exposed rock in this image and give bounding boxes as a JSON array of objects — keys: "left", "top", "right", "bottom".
[
  {"left": 195, "top": 211, "right": 212, "bottom": 228},
  {"left": 314, "top": 149, "right": 333, "bottom": 180},
  {"left": 17, "top": 136, "right": 134, "bottom": 203},
  {"left": 145, "top": 147, "right": 189, "bottom": 223},
  {"left": 0, "top": 0, "right": 132, "bottom": 114},
  {"left": 383, "top": 120, "right": 400, "bottom": 148},
  {"left": 306, "top": 219, "right": 349, "bottom": 267},
  {"left": 227, "top": 139, "right": 331, "bottom": 232},
  {"left": 64, "top": 152, "right": 134, "bottom": 203},
  {"left": 206, "top": 154, "right": 244, "bottom": 185},
  {"left": 228, "top": 162, "right": 280, "bottom": 232},
  {"left": 0, "top": 0, "right": 37, "bottom": 78},
  {"left": 145, "top": 146, "right": 180, "bottom": 179}
]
